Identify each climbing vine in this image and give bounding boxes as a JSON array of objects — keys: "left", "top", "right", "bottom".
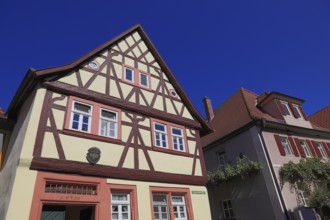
[
  {"left": 279, "top": 158, "right": 330, "bottom": 219},
  {"left": 207, "top": 156, "right": 262, "bottom": 186}
]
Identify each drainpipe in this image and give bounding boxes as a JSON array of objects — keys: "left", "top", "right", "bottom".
[{"left": 258, "top": 119, "right": 290, "bottom": 220}]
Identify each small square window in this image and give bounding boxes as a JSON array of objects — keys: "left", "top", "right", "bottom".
[
  {"left": 124, "top": 67, "right": 134, "bottom": 82},
  {"left": 139, "top": 73, "right": 149, "bottom": 88}
]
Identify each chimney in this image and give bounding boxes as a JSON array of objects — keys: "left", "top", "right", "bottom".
[{"left": 203, "top": 97, "right": 214, "bottom": 122}]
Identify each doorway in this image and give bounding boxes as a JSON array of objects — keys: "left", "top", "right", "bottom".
[{"left": 41, "top": 204, "right": 95, "bottom": 220}]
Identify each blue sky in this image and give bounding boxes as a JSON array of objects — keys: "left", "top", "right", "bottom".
[{"left": 1, "top": 0, "right": 329, "bottom": 117}]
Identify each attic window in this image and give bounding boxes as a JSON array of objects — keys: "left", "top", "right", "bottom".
[
  {"left": 88, "top": 61, "right": 99, "bottom": 70},
  {"left": 280, "top": 101, "right": 292, "bottom": 116},
  {"left": 170, "top": 89, "right": 178, "bottom": 98}
]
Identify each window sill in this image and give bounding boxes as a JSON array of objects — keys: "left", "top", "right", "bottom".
[
  {"left": 63, "top": 129, "right": 122, "bottom": 145},
  {"left": 152, "top": 146, "right": 190, "bottom": 157}
]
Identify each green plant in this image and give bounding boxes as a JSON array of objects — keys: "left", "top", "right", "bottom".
[
  {"left": 207, "top": 156, "right": 262, "bottom": 186},
  {"left": 279, "top": 158, "right": 330, "bottom": 219}
]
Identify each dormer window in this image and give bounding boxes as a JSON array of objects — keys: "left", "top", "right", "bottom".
[
  {"left": 292, "top": 104, "right": 302, "bottom": 118},
  {"left": 280, "top": 101, "right": 292, "bottom": 116}
]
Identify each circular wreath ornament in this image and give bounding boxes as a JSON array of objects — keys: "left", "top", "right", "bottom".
[{"left": 86, "top": 147, "right": 101, "bottom": 165}]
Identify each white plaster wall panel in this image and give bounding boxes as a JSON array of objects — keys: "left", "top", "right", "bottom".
[
  {"left": 153, "top": 95, "right": 164, "bottom": 111},
  {"left": 47, "top": 118, "right": 51, "bottom": 127},
  {"left": 190, "top": 186, "right": 212, "bottom": 220},
  {"left": 109, "top": 79, "right": 121, "bottom": 98},
  {"left": 173, "top": 101, "right": 183, "bottom": 114},
  {"left": 141, "top": 90, "right": 153, "bottom": 105},
  {"left": 20, "top": 88, "right": 46, "bottom": 159},
  {"left": 132, "top": 32, "right": 141, "bottom": 42},
  {"left": 120, "top": 83, "right": 134, "bottom": 100},
  {"left": 80, "top": 69, "right": 94, "bottom": 87},
  {"left": 52, "top": 108, "right": 65, "bottom": 130},
  {"left": 149, "top": 151, "right": 193, "bottom": 175},
  {"left": 121, "top": 113, "right": 132, "bottom": 123},
  {"left": 118, "top": 40, "right": 129, "bottom": 52},
  {"left": 113, "top": 62, "right": 122, "bottom": 78},
  {"left": 60, "top": 134, "right": 124, "bottom": 166},
  {"left": 145, "top": 52, "right": 155, "bottom": 64},
  {"left": 139, "top": 129, "right": 151, "bottom": 147},
  {"left": 122, "top": 148, "right": 134, "bottom": 169},
  {"left": 58, "top": 71, "right": 78, "bottom": 86},
  {"left": 138, "top": 149, "right": 150, "bottom": 171},
  {"left": 153, "top": 62, "right": 161, "bottom": 69},
  {"left": 122, "top": 125, "right": 132, "bottom": 143},
  {"left": 186, "top": 128, "right": 195, "bottom": 138},
  {"left": 165, "top": 98, "right": 177, "bottom": 115},
  {"left": 125, "top": 36, "right": 135, "bottom": 47},
  {"left": 283, "top": 115, "right": 313, "bottom": 128},
  {"left": 162, "top": 71, "right": 169, "bottom": 81},
  {"left": 94, "top": 56, "right": 105, "bottom": 66},
  {"left": 138, "top": 117, "right": 150, "bottom": 127},
  {"left": 149, "top": 67, "right": 159, "bottom": 76},
  {"left": 139, "top": 94, "right": 147, "bottom": 106},
  {"left": 138, "top": 41, "right": 148, "bottom": 53},
  {"left": 127, "top": 51, "right": 135, "bottom": 58},
  {"left": 150, "top": 77, "right": 159, "bottom": 91},
  {"left": 133, "top": 47, "right": 142, "bottom": 58},
  {"left": 187, "top": 140, "right": 196, "bottom": 155},
  {"left": 194, "top": 159, "right": 202, "bottom": 176},
  {"left": 137, "top": 62, "right": 147, "bottom": 72},
  {"left": 112, "top": 53, "right": 123, "bottom": 63},
  {"left": 52, "top": 93, "right": 68, "bottom": 106},
  {"left": 128, "top": 92, "right": 136, "bottom": 103},
  {"left": 124, "top": 57, "right": 134, "bottom": 67},
  {"left": 101, "top": 66, "right": 107, "bottom": 74},
  {"left": 41, "top": 132, "right": 59, "bottom": 159},
  {"left": 112, "top": 45, "right": 120, "bottom": 52},
  {"left": 182, "top": 108, "right": 194, "bottom": 120}
]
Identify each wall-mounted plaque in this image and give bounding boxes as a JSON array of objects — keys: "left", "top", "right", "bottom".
[{"left": 86, "top": 147, "right": 101, "bottom": 165}]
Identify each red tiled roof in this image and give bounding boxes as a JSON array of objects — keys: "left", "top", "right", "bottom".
[
  {"left": 309, "top": 106, "right": 330, "bottom": 129},
  {"left": 201, "top": 88, "right": 282, "bottom": 147}
]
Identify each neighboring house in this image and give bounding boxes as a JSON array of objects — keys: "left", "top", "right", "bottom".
[
  {"left": 202, "top": 88, "right": 330, "bottom": 220},
  {"left": 0, "top": 24, "right": 213, "bottom": 220},
  {"left": 309, "top": 106, "right": 330, "bottom": 130}
]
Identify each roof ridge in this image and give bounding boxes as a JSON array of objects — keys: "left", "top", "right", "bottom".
[{"left": 239, "top": 88, "right": 254, "bottom": 119}]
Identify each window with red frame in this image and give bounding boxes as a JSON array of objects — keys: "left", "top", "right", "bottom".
[
  {"left": 66, "top": 97, "right": 121, "bottom": 140},
  {"left": 123, "top": 65, "right": 151, "bottom": 89},
  {"left": 152, "top": 194, "right": 188, "bottom": 220},
  {"left": 152, "top": 120, "right": 187, "bottom": 153}
]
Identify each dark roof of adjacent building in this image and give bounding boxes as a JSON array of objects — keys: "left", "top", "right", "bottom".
[{"left": 309, "top": 106, "right": 330, "bottom": 130}]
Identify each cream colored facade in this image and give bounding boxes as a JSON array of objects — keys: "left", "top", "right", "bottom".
[{"left": 0, "top": 25, "right": 212, "bottom": 220}]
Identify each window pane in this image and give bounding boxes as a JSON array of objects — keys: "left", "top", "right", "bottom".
[
  {"left": 125, "top": 68, "right": 133, "bottom": 81},
  {"left": 101, "top": 110, "right": 116, "bottom": 120},
  {"left": 172, "top": 196, "right": 183, "bottom": 203},
  {"left": 82, "top": 123, "right": 88, "bottom": 131},
  {"left": 155, "top": 124, "right": 165, "bottom": 131},
  {"left": 153, "top": 195, "right": 167, "bottom": 203},
  {"left": 72, "top": 121, "right": 79, "bottom": 129},
  {"left": 74, "top": 103, "right": 90, "bottom": 113},
  {"left": 172, "top": 128, "right": 182, "bottom": 135},
  {"left": 83, "top": 116, "right": 89, "bottom": 123},
  {"left": 112, "top": 213, "right": 119, "bottom": 219},
  {"left": 140, "top": 73, "right": 148, "bottom": 86}
]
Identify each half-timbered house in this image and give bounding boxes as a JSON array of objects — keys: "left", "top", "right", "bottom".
[{"left": 0, "top": 24, "right": 213, "bottom": 220}]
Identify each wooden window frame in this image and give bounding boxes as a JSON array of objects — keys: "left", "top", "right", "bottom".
[
  {"left": 280, "top": 136, "right": 294, "bottom": 156},
  {"left": 122, "top": 65, "right": 151, "bottom": 90},
  {"left": 300, "top": 140, "right": 312, "bottom": 157},
  {"left": 316, "top": 142, "right": 328, "bottom": 159},
  {"left": 70, "top": 100, "right": 93, "bottom": 133},
  {"left": 99, "top": 108, "right": 118, "bottom": 139},
  {"left": 64, "top": 96, "right": 121, "bottom": 142},
  {"left": 150, "top": 187, "right": 194, "bottom": 220},
  {"left": 222, "top": 200, "right": 235, "bottom": 219},
  {"left": 109, "top": 184, "right": 138, "bottom": 220},
  {"left": 150, "top": 118, "right": 188, "bottom": 154},
  {"left": 280, "top": 101, "right": 292, "bottom": 116}
]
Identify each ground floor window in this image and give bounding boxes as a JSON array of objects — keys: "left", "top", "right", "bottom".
[
  {"left": 111, "top": 193, "right": 131, "bottom": 220},
  {"left": 221, "top": 200, "right": 235, "bottom": 219},
  {"left": 150, "top": 187, "right": 192, "bottom": 220},
  {"left": 41, "top": 204, "right": 95, "bottom": 220}
]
